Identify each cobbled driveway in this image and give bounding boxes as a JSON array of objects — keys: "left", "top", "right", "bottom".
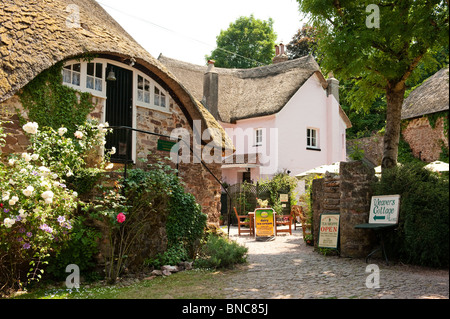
[{"left": 222, "top": 226, "right": 449, "bottom": 299}]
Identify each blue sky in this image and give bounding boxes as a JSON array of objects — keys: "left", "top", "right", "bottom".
[{"left": 97, "top": 0, "right": 307, "bottom": 65}]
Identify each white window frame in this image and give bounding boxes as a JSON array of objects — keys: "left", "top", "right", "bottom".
[
  {"left": 254, "top": 128, "right": 263, "bottom": 147},
  {"left": 62, "top": 60, "right": 106, "bottom": 98},
  {"left": 62, "top": 62, "right": 81, "bottom": 88},
  {"left": 306, "top": 127, "right": 319, "bottom": 149},
  {"left": 135, "top": 71, "right": 169, "bottom": 113}
]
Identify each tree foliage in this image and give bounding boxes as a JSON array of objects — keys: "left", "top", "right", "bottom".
[
  {"left": 206, "top": 15, "right": 277, "bottom": 68},
  {"left": 297, "top": 0, "right": 449, "bottom": 170},
  {"left": 286, "top": 25, "right": 319, "bottom": 59}
]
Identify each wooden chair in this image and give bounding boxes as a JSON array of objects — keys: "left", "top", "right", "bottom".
[
  {"left": 275, "top": 210, "right": 293, "bottom": 235},
  {"left": 234, "top": 207, "right": 253, "bottom": 236},
  {"left": 296, "top": 205, "right": 312, "bottom": 239},
  {"left": 291, "top": 205, "right": 302, "bottom": 230}
]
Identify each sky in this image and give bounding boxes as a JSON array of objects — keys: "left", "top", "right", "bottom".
[{"left": 96, "top": 0, "right": 308, "bottom": 66}]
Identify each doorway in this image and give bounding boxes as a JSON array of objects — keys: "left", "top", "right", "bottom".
[{"left": 105, "top": 64, "right": 133, "bottom": 163}]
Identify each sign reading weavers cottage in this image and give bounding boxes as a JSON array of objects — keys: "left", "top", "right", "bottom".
[{"left": 369, "top": 195, "right": 400, "bottom": 224}]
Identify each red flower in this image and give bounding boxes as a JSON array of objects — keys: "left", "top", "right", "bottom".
[{"left": 116, "top": 213, "right": 126, "bottom": 223}]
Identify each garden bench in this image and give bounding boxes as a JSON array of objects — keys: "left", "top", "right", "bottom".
[{"left": 354, "top": 195, "right": 401, "bottom": 265}]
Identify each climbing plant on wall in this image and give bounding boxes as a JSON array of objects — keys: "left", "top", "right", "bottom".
[{"left": 18, "top": 60, "right": 95, "bottom": 137}]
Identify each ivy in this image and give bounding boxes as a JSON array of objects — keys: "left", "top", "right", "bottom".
[{"left": 18, "top": 61, "right": 95, "bottom": 138}]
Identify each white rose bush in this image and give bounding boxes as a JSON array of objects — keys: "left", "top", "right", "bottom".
[{"left": 0, "top": 119, "right": 113, "bottom": 290}]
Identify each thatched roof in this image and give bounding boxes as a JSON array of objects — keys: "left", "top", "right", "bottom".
[
  {"left": 158, "top": 54, "right": 330, "bottom": 123},
  {"left": 0, "top": 0, "right": 233, "bottom": 150},
  {"left": 402, "top": 67, "right": 449, "bottom": 120}
]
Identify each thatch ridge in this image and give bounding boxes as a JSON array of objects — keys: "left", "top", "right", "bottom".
[{"left": 158, "top": 54, "right": 325, "bottom": 123}]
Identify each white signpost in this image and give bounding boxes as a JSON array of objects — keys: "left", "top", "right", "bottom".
[{"left": 369, "top": 195, "right": 400, "bottom": 224}]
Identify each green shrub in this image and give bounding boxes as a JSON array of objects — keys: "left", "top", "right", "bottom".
[
  {"left": 373, "top": 163, "right": 449, "bottom": 267},
  {"left": 45, "top": 215, "right": 102, "bottom": 282},
  {"left": 194, "top": 234, "right": 248, "bottom": 269},
  {"left": 144, "top": 242, "right": 188, "bottom": 269}
]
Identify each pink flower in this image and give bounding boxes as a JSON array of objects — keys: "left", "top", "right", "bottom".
[{"left": 116, "top": 213, "right": 126, "bottom": 224}]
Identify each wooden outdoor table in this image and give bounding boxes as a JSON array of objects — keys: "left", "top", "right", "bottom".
[{"left": 354, "top": 223, "right": 397, "bottom": 265}]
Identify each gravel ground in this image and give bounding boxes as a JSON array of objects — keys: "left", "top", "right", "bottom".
[{"left": 222, "top": 225, "right": 449, "bottom": 299}]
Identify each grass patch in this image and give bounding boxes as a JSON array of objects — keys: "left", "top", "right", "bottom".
[{"left": 11, "top": 268, "right": 240, "bottom": 299}]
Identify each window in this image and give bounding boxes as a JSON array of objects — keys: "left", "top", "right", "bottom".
[
  {"left": 86, "top": 62, "right": 103, "bottom": 92},
  {"left": 63, "top": 63, "right": 81, "bottom": 86},
  {"left": 307, "top": 128, "right": 319, "bottom": 149},
  {"left": 62, "top": 61, "right": 105, "bottom": 96},
  {"left": 255, "top": 128, "right": 263, "bottom": 146},
  {"left": 137, "top": 75, "right": 151, "bottom": 104},
  {"left": 136, "top": 73, "right": 168, "bottom": 110},
  {"left": 154, "top": 86, "right": 166, "bottom": 107}
]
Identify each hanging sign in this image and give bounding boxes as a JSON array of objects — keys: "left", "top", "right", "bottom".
[
  {"left": 369, "top": 195, "right": 400, "bottom": 224},
  {"left": 318, "top": 213, "right": 340, "bottom": 249},
  {"left": 254, "top": 208, "right": 275, "bottom": 238},
  {"left": 157, "top": 139, "right": 178, "bottom": 152}
]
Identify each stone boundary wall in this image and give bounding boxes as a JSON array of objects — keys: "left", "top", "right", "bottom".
[{"left": 312, "top": 161, "right": 377, "bottom": 257}]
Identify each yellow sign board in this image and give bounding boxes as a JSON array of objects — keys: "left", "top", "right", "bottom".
[{"left": 254, "top": 208, "right": 275, "bottom": 237}]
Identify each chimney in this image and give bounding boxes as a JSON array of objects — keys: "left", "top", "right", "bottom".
[
  {"left": 326, "top": 72, "right": 339, "bottom": 103},
  {"left": 203, "top": 60, "right": 219, "bottom": 119},
  {"left": 272, "top": 43, "right": 288, "bottom": 64}
]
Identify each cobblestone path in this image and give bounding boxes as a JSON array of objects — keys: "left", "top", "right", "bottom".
[{"left": 222, "top": 226, "right": 449, "bottom": 299}]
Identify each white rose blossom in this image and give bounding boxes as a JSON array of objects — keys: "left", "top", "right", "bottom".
[
  {"left": 3, "top": 218, "right": 15, "bottom": 228},
  {"left": 74, "top": 131, "right": 83, "bottom": 139},
  {"left": 58, "top": 127, "right": 68, "bottom": 136},
  {"left": 2, "top": 192, "right": 10, "bottom": 201},
  {"left": 21, "top": 152, "right": 32, "bottom": 162},
  {"left": 22, "top": 186, "right": 34, "bottom": 197},
  {"left": 22, "top": 122, "right": 39, "bottom": 134},
  {"left": 41, "top": 190, "right": 54, "bottom": 204}
]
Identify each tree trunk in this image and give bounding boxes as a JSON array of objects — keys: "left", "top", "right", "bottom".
[{"left": 381, "top": 84, "right": 406, "bottom": 171}]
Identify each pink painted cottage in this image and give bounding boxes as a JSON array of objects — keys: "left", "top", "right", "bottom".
[{"left": 159, "top": 47, "right": 351, "bottom": 185}]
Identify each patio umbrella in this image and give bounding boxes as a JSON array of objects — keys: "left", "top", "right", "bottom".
[
  {"left": 424, "top": 161, "right": 449, "bottom": 172},
  {"left": 296, "top": 162, "right": 340, "bottom": 177}
]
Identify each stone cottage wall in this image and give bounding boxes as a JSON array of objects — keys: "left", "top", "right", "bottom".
[
  {"left": 134, "top": 99, "right": 223, "bottom": 224},
  {"left": 1, "top": 93, "right": 223, "bottom": 224},
  {"left": 402, "top": 116, "right": 448, "bottom": 162},
  {"left": 0, "top": 95, "right": 30, "bottom": 155},
  {"left": 311, "top": 161, "right": 377, "bottom": 257}
]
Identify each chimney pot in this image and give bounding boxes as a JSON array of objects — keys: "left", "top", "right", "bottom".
[{"left": 275, "top": 45, "right": 280, "bottom": 56}]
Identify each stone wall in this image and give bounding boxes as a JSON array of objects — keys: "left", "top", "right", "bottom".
[
  {"left": 311, "top": 161, "right": 377, "bottom": 258},
  {"left": 339, "top": 161, "right": 376, "bottom": 258},
  {"left": 402, "top": 116, "right": 448, "bottom": 162},
  {"left": 0, "top": 95, "right": 29, "bottom": 155},
  {"left": 312, "top": 173, "right": 340, "bottom": 250}
]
